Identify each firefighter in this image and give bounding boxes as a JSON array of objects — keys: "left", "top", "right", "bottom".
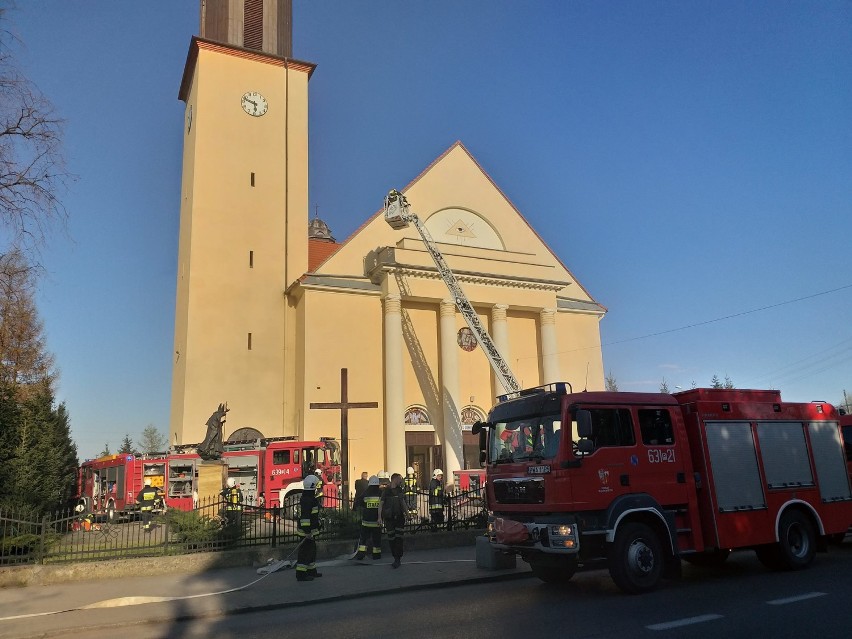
[
  {"left": 136, "top": 478, "right": 162, "bottom": 532},
  {"left": 403, "top": 466, "right": 418, "bottom": 517},
  {"left": 221, "top": 477, "right": 243, "bottom": 528},
  {"left": 313, "top": 468, "right": 324, "bottom": 508},
  {"left": 429, "top": 469, "right": 444, "bottom": 531},
  {"left": 354, "top": 475, "right": 382, "bottom": 560},
  {"left": 380, "top": 472, "right": 407, "bottom": 568},
  {"left": 296, "top": 474, "right": 322, "bottom": 581}
]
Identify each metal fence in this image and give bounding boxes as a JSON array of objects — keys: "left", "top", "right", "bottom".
[{"left": 0, "top": 487, "right": 486, "bottom": 566}]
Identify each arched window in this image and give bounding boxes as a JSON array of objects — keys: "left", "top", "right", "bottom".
[
  {"left": 460, "top": 406, "right": 485, "bottom": 426},
  {"left": 404, "top": 406, "right": 431, "bottom": 426},
  {"left": 227, "top": 427, "right": 264, "bottom": 443}
]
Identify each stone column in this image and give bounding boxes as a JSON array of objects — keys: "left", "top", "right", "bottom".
[
  {"left": 439, "top": 299, "right": 463, "bottom": 482},
  {"left": 491, "top": 304, "right": 511, "bottom": 395},
  {"left": 383, "top": 294, "right": 406, "bottom": 474},
  {"left": 540, "top": 307, "right": 559, "bottom": 384}
]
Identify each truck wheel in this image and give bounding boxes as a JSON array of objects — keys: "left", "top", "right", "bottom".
[
  {"left": 775, "top": 510, "right": 816, "bottom": 571},
  {"left": 529, "top": 556, "right": 578, "bottom": 584},
  {"left": 609, "top": 522, "right": 664, "bottom": 594}
]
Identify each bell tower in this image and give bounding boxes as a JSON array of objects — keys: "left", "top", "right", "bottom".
[{"left": 170, "top": 0, "right": 313, "bottom": 445}]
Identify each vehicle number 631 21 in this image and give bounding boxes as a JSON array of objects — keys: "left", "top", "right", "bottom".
[{"left": 647, "top": 448, "right": 676, "bottom": 463}]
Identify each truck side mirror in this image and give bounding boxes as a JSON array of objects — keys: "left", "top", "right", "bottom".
[
  {"left": 576, "top": 410, "right": 593, "bottom": 438},
  {"left": 476, "top": 424, "right": 489, "bottom": 466}
]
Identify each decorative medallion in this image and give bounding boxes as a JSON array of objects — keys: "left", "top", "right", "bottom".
[{"left": 457, "top": 327, "right": 477, "bottom": 352}]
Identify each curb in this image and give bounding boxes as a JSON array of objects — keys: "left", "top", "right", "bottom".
[{"left": 0, "top": 529, "right": 485, "bottom": 588}]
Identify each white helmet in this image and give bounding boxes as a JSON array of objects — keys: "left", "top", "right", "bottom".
[
  {"left": 406, "top": 467, "right": 414, "bottom": 475},
  {"left": 368, "top": 475, "right": 380, "bottom": 486},
  {"left": 433, "top": 469, "right": 443, "bottom": 478},
  {"left": 378, "top": 470, "right": 389, "bottom": 479},
  {"left": 144, "top": 478, "right": 152, "bottom": 486},
  {"left": 303, "top": 475, "right": 319, "bottom": 490},
  {"left": 314, "top": 468, "right": 323, "bottom": 477},
  {"left": 226, "top": 477, "right": 236, "bottom": 488}
]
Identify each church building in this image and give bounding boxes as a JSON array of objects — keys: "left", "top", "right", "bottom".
[{"left": 170, "top": 0, "right": 607, "bottom": 491}]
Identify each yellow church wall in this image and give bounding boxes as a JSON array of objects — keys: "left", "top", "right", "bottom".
[
  {"left": 299, "top": 288, "right": 386, "bottom": 479},
  {"left": 171, "top": 59, "right": 201, "bottom": 445},
  {"left": 555, "top": 311, "right": 606, "bottom": 392},
  {"left": 171, "top": 43, "right": 311, "bottom": 444},
  {"left": 401, "top": 303, "right": 441, "bottom": 433}
]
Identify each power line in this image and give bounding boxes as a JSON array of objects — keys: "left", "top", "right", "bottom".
[
  {"left": 512, "top": 282, "right": 852, "bottom": 362},
  {"left": 603, "top": 283, "right": 852, "bottom": 348}
]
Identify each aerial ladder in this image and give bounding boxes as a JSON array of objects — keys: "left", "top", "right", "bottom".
[{"left": 383, "top": 190, "right": 520, "bottom": 394}]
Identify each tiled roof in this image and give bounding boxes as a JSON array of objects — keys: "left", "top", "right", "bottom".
[{"left": 308, "top": 238, "right": 341, "bottom": 272}]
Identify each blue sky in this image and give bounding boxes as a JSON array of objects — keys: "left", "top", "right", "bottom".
[{"left": 8, "top": 1, "right": 851, "bottom": 460}]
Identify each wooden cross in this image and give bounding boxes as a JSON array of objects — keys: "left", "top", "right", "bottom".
[{"left": 309, "top": 368, "right": 378, "bottom": 500}]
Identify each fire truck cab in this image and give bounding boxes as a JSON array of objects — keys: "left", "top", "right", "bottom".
[{"left": 478, "top": 384, "right": 852, "bottom": 593}]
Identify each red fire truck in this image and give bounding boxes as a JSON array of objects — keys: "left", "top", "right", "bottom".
[
  {"left": 475, "top": 383, "right": 852, "bottom": 594},
  {"left": 841, "top": 414, "right": 852, "bottom": 478},
  {"left": 76, "top": 437, "right": 340, "bottom": 520}
]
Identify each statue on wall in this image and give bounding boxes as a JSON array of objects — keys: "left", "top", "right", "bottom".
[{"left": 198, "top": 402, "right": 229, "bottom": 460}]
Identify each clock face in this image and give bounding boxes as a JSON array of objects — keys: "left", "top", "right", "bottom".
[{"left": 241, "top": 91, "right": 268, "bottom": 117}]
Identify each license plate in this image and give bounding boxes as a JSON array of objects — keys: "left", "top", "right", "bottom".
[{"left": 527, "top": 465, "right": 551, "bottom": 475}]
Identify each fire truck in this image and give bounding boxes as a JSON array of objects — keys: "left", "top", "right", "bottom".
[
  {"left": 76, "top": 437, "right": 341, "bottom": 520},
  {"left": 473, "top": 384, "right": 852, "bottom": 593},
  {"left": 841, "top": 414, "right": 852, "bottom": 478}
]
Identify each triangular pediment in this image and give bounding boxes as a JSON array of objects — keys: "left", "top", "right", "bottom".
[{"left": 308, "top": 142, "right": 600, "bottom": 307}]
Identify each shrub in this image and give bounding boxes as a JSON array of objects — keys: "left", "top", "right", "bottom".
[{"left": 165, "top": 509, "right": 222, "bottom": 547}]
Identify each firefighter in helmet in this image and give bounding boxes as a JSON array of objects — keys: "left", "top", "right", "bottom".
[
  {"left": 296, "top": 474, "right": 322, "bottom": 581},
  {"left": 403, "top": 466, "right": 418, "bottom": 517},
  {"left": 136, "top": 478, "right": 162, "bottom": 532},
  {"left": 313, "top": 468, "right": 325, "bottom": 508},
  {"left": 221, "top": 477, "right": 243, "bottom": 528},
  {"left": 354, "top": 475, "right": 383, "bottom": 560},
  {"left": 428, "top": 469, "right": 445, "bottom": 531}
]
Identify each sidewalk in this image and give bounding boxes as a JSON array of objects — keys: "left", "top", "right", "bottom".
[{"left": 0, "top": 540, "right": 532, "bottom": 639}]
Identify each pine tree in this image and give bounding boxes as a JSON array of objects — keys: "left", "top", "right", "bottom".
[
  {"left": 98, "top": 443, "right": 111, "bottom": 457},
  {"left": 660, "top": 379, "right": 670, "bottom": 393},
  {"left": 118, "top": 434, "right": 138, "bottom": 456},
  {"left": 9, "top": 382, "right": 78, "bottom": 511},
  {"left": 723, "top": 375, "right": 734, "bottom": 389},
  {"left": 605, "top": 371, "right": 619, "bottom": 392},
  {"left": 0, "top": 380, "right": 22, "bottom": 499},
  {"left": 711, "top": 375, "right": 723, "bottom": 389}
]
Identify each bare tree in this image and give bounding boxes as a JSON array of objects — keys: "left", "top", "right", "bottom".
[
  {"left": 0, "top": 248, "right": 54, "bottom": 391},
  {"left": 0, "top": 7, "right": 71, "bottom": 257},
  {"left": 138, "top": 423, "right": 167, "bottom": 453}
]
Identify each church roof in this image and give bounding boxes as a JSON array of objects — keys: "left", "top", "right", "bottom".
[
  {"left": 317, "top": 141, "right": 603, "bottom": 308},
  {"left": 308, "top": 238, "right": 341, "bottom": 272}
]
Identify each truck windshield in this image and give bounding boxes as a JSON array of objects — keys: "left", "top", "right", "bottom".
[{"left": 491, "top": 413, "right": 562, "bottom": 462}]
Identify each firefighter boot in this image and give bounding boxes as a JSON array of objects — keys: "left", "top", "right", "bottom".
[
  {"left": 296, "top": 571, "right": 314, "bottom": 582},
  {"left": 308, "top": 569, "right": 322, "bottom": 578}
]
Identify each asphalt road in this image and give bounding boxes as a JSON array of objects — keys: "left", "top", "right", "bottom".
[{"left": 72, "top": 543, "right": 852, "bottom": 639}]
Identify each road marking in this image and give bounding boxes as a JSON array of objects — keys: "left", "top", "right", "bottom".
[
  {"left": 766, "top": 592, "right": 826, "bottom": 605},
  {"left": 646, "top": 614, "right": 723, "bottom": 631}
]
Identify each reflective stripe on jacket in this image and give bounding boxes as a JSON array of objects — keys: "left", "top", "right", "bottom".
[{"left": 428, "top": 478, "right": 444, "bottom": 509}]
